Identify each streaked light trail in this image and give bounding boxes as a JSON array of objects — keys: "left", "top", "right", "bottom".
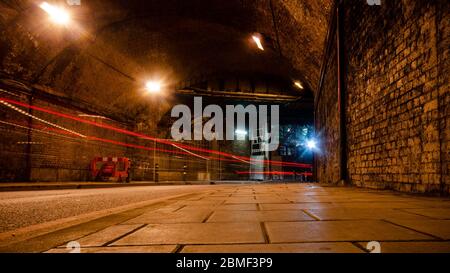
[{"left": 0, "top": 97, "right": 312, "bottom": 169}]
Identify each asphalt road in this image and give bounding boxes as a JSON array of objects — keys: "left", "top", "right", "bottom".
[{"left": 0, "top": 185, "right": 215, "bottom": 233}]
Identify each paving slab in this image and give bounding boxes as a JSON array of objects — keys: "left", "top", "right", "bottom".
[
  {"left": 123, "top": 210, "right": 212, "bottom": 224},
  {"left": 225, "top": 197, "right": 289, "bottom": 204},
  {"left": 400, "top": 208, "right": 450, "bottom": 219},
  {"left": 175, "top": 205, "right": 216, "bottom": 212},
  {"left": 283, "top": 196, "right": 319, "bottom": 203},
  {"left": 224, "top": 197, "right": 258, "bottom": 204},
  {"left": 215, "top": 204, "right": 259, "bottom": 211},
  {"left": 306, "top": 208, "right": 431, "bottom": 221},
  {"left": 112, "top": 223, "right": 265, "bottom": 245},
  {"left": 181, "top": 242, "right": 364, "bottom": 253},
  {"left": 73, "top": 224, "right": 143, "bottom": 247},
  {"left": 387, "top": 219, "right": 450, "bottom": 239},
  {"left": 150, "top": 205, "right": 186, "bottom": 213},
  {"left": 176, "top": 200, "right": 224, "bottom": 206},
  {"left": 207, "top": 210, "right": 315, "bottom": 222},
  {"left": 308, "top": 196, "right": 410, "bottom": 203},
  {"left": 265, "top": 220, "right": 434, "bottom": 243},
  {"left": 260, "top": 203, "right": 335, "bottom": 210},
  {"left": 330, "top": 202, "right": 421, "bottom": 209},
  {"left": 200, "top": 197, "right": 230, "bottom": 201},
  {"left": 404, "top": 201, "right": 450, "bottom": 208}
]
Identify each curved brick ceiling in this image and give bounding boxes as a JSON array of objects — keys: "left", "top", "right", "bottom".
[{"left": 0, "top": 0, "right": 331, "bottom": 117}]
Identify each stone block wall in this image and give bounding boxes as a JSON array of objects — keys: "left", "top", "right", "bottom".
[
  {"left": 316, "top": 0, "right": 449, "bottom": 194},
  {"left": 315, "top": 25, "right": 341, "bottom": 185}
]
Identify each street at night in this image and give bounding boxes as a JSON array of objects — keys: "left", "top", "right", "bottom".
[{"left": 0, "top": 0, "right": 449, "bottom": 270}]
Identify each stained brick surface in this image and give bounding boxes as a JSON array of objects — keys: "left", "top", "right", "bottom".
[{"left": 316, "top": 1, "right": 449, "bottom": 194}]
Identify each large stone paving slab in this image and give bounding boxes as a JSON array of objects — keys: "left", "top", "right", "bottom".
[
  {"left": 399, "top": 208, "right": 450, "bottom": 219},
  {"left": 404, "top": 201, "right": 450, "bottom": 208},
  {"left": 175, "top": 200, "right": 224, "bottom": 206},
  {"left": 74, "top": 224, "right": 143, "bottom": 247},
  {"left": 225, "top": 197, "right": 289, "bottom": 204},
  {"left": 387, "top": 219, "right": 450, "bottom": 239},
  {"left": 181, "top": 242, "right": 364, "bottom": 253},
  {"left": 112, "top": 223, "right": 265, "bottom": 245},
  {"left": 207, "top": 210, "right": 315, "bottom": 222},
  {"left": 308, "top": 196, "right": 413, "bottom": 203},
  {"left": 283, "top": 196, "right": 319, "bottom": 203},
  {"left": 123, "top": 210, "right": 212, "bottom": 224},
  {"left": 215, "top": 204, "right": 259, "bottom": 210},
  {"left": 260, "top": 203, "right": 335, "bottom": 210},
  {"left": 265, "top": 220, "right": 433, "bottom": 243},
  {"left": 305, "top": 208, "right": 431, "bottom": 221},
  {"left": 175, "top": 205, "right": 215, "bottom": 212},
  {"left": 329, "top": 202, "right": 422, "bottom": 209}
]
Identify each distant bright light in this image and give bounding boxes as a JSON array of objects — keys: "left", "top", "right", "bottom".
[
  {"left": 294, "top": 81, "right": 304, "bottom": 89},
  {"left": 252, "top": 36, "right": 264, "bottom": 51},
  {"left": 39, "top": 2, "right": 71, "bottom": 25},
  {"left": 306, "top": 139, "right": 317, "bottom": 150},
  {"left": 145, "top": 81, "right": 162, "bottom": 93},
  {"left": 235, "top": 129, "right": 248, "bottom": 136}
]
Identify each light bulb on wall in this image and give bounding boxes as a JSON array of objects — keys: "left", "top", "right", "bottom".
[
  {"left": 39, "top": 2, "right": 71, "bottom": 25},
  {"left": 145, "top": 81, "right": 162, "bottom": 93}
]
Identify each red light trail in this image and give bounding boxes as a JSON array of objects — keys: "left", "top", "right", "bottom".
[{"left": 0, "top": 97, "right": 312, "bottom": 169}]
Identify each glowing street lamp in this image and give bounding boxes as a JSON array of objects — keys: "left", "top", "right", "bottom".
[
  {"left": 145, "top": 81, "right": 162, "bottom": 93},
  {"left": 294, "top": 81, "right": 304, "bottom": 89},
  {"left": 306, "top": 139, "right": 317, "bottom": 150},
  {"left": 252, "top": 35, "right": 264, "bottom": 51},
  {"left": 39, "top": 2, "right": 71, "bottom": 25}
]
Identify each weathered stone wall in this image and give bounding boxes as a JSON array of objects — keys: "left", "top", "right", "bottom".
[
  {"left": 317, "top": 0, "right": 449, "bottom": 194},
  {"left": 315, "top": 24, "right": 341, "bottom": 184}
]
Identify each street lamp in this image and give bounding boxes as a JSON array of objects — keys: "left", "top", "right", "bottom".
[
  {"left": 294, "top": 81, "right": 304, "bottom": 90},
  {"left": 252, "top": 35, "right": 264, "bottom": 51},
  {"left": 39, "top": 2, "right": 71, "bottom": 25},
  {"left": 306, "top": 139, "right": 317, "bottom": 150},
  {"left": 145, "top": 81, "right": 162, "bottom": 93}
]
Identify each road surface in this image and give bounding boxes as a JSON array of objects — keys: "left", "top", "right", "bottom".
[{"left": 0, "top": 185, "right": 215, "bottom": 233}]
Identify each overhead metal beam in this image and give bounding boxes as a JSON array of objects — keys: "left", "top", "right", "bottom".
[{"left": 176, "top": 88, "right": 301, "bottom": 102}]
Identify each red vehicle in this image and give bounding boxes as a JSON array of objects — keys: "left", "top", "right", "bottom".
[{"left": 90, "top": 157, "right": 131, "bottom": 182}]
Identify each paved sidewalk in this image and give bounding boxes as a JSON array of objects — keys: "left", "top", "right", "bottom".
[{"left": 3, "top": 183, "right": 450, "bottom": 253}]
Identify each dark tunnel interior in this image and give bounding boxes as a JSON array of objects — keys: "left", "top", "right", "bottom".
[
  {"left": 0, "top": 0, "right": 448, "bottom": 195},
  {"left": 0, "top": 0, "right": 450, "bottom": 256}
]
